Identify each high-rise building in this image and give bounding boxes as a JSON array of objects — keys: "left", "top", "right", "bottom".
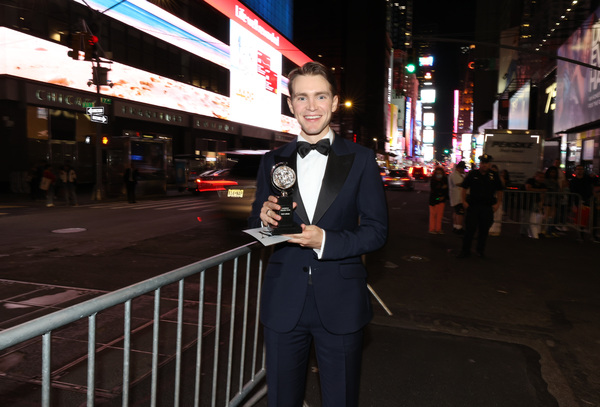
[{"left": 388, "top": 0, "right": 413, "bottom": 51}]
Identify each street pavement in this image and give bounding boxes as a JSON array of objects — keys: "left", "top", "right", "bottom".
[{"left": 0, "top": 184, "right": 599, "bottom": 406}]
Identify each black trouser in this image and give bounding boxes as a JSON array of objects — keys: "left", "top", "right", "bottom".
[
  {"left": 125, "top": 181, "right": 137, "bottom": 203},
  {"left": 462, "top": 205, "right": 494, "bottom": 254}
]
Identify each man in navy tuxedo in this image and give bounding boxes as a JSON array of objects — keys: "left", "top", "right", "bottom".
[{"left": 249, "top": 62, "right": 388, "bottom": 406}]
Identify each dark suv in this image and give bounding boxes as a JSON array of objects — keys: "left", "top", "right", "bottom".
[{"left": 410, "top": 166, "right": 428, "bottom": 180}]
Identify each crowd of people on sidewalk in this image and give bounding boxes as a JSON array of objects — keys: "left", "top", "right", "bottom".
[
  {"left": 28, "top": 160, "right": 79, "bottom": 207},
  {"left": 426, "top": 156, "right": 600, "bottom": 257},
  {"left": 26, "top": 161, "right": 142, "bottom": 207}
]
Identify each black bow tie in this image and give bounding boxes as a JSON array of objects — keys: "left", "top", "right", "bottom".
[{"left": 297, "top": 139, "right": 331, "bottom": 158}]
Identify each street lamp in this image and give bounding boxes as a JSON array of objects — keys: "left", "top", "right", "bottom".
[
  {"left": 339, "top": 100, "right": 353, "bottom": 139},
  {"left": 373, "top": 137, "right": 378, "bottom": 151}
]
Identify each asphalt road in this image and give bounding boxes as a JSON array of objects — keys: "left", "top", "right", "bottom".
[{"left": 0, "top": 183, "right": 598, "bottom": 406}]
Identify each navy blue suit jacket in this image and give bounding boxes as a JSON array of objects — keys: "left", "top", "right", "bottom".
[{"left": 249, "top": 135, "right": 388, "bottom": 335}]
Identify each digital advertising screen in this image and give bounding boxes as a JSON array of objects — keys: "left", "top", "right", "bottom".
[
  {"left": 230, "top": 21, "right": 281, "bottom": 131},
  {"left": 420, "top": 88, "right": 436, "bottom": 104},
  {"left": 555, "top": 5, "right": 600, "bottom": 132},
  {"left": 0, "top": 22, "right": 302, "bottom": 133},
  {"left": 508, "top": 81, "right": 530, "bottom": 130},
  {"left": 73, "top": 0, "right": 230, "bottom": 69},
  {"left": 64, "top": 0, "right": 313, "bottom": 133}
]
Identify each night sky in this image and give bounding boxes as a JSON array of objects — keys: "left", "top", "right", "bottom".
[
  {"left": 292, "top": 0, "right": 478, "bottom": 154},
  {"left": 413, "top": 0, "right": 478, "bottom": 152}
]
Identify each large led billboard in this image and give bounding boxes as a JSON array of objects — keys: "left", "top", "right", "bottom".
[
  {"left": 423, "top": 112, "right": 435, "bottom": 127},
  {"left": 66, "top": 0, "right": 313, "bottom": 132},
  {"left": 0, "top": 27, "right": 301, "bottom": 134},
  {"left": 555, "top": 5, "right": 600, "bottom": 132},
  {"left": 508, "top": 81, "right": 530, "bottom": 130},
  {"left": 73, "top": 0, "right": 230, "bottom": 69},
  {"left": 420, "top": 88, "right": 436, "bottom": 104},
  {"left": 230, "top": 21, "right": 282, "bottom": 130}
]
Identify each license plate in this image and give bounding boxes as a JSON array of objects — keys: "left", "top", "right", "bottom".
[{"left": 227, "top": 189, "right": 244, "bottom": 198}]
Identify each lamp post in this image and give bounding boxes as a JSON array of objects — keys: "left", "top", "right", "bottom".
[
  {"left": 373, "top": 137, "right": 378, "bottom": 152},
  {"left": 340, "top": 100, "right": 353, "bottom": 140}
]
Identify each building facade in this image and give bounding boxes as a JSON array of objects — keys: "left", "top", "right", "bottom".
[
  {"left": 0, "top": 0, "right": 310, "bottom": 194},
  {"left": 472, "top": 0, "right": 600, "bottom": 174}
]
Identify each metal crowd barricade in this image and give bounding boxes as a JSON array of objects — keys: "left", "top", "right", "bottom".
[
  {"left": 501, "top": 190, "right": 596, "bottom": 238},
  {"left": 0, "top": 242, "right": 268, "bottom": 407}
]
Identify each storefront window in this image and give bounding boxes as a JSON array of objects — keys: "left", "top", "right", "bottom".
[{"left": 131, "top": 139, "right": 166, "bottom": 180}]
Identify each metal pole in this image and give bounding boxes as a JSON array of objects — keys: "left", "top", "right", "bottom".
[{"left": 92, "top": 59, "right": 104, "bottom": 200}]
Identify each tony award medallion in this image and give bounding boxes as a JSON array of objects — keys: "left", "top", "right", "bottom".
[{"left": 271, "top": 163, "right": 302, "bottom": 235}]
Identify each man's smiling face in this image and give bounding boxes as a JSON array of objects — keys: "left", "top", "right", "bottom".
[{"left": 287, "top": 74, "right": 338, "bottom": 142}]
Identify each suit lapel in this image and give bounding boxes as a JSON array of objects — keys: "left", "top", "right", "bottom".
[{"left": 312, "top": 139, "right": 355, "bottom": 225}]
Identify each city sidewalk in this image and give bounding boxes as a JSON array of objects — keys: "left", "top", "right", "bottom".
[
  {"left": 0, "top": 183, "right": 190, "bottom": 208},
  {"left": 1, "top": 187, "right": 597, "bottom": 406}
]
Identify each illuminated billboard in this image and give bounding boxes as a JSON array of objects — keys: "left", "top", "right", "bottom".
[
  {"left": 405, "top": 97, "right": 413, "bottom": 154},
  {"left": 202, "top": 0, "right": 310, "bottom": 67},
  {"left": 423, "top": 144, "right": 434, "bottom": 161},
  {"left": 0, "top": 27, "right": 301, "bottom": 134},
  {"left": 420, "top": 88, "right": 436, "bottom": 104},
  {"left": 73, "top": 0, "right": 230, "bottom": 69},
  {"left": 423, "top": 128, "right": 434, "bottom": 143},
  {"left": 555, "top": 5, "right": 600, "bottom": 132},
  {"left": 73, "top": 0, "right": 310, "bottom": 68},
  {"left": 419, "top": 56, "right": 434, "bottom": 66},
  {"left": 230, "top": 21, "right": 282, "bottom": 130},
  {"left": 423, "top": 112, "right": 435, "bottom": 127},
  {"left": 66, "top": 0, "right": 313, "bottom": 132},
  {"left": 508, "top": 81, "right": 530, "bottom": 130}
]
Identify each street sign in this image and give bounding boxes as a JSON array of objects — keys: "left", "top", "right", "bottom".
[
  {"left": 82, "top": 102, "right": 95, "bottom": 108},
  {"left": 86, "top": 106, "right": 105, "bottom": 115},
  {"left": 90, "top": 114, "right": 108, "bottom": 124}
]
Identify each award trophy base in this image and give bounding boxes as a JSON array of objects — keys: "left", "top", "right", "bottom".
[{"left": 272, "top": 195, "right": 302, "bottom": 235}]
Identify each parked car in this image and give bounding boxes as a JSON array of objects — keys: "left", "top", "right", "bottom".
[
  {"left": 382, "top": 169, "right": 414, "bottom": 190},
  {"left": 188, "top": 168, "right": 238, "bottom": 194},
  {"left": 216, "top": 153, "right": 264, "bottom": 220}
]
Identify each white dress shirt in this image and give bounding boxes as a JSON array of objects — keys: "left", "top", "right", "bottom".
[{"left": 296, "top": 129, "right": 333, "bottom": 257}]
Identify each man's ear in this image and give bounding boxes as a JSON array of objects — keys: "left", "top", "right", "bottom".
[
  {"left": 332, "top": 95, "right": 339, "bottom": 113},
  {"left": 287, "top": 97, "right": 294, "bottom": 114}
]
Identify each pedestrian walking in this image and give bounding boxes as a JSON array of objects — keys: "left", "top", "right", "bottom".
[
  {"left": 429, "top": 166, "right": 449, "bottom": 234},
  {"left": 123, "top": 164, "right": 140, "bottom": 203},
  {"left": 60, "top": 162, "right": 78, "bottom": 206},
  {"left": 457, "top": 154, "right": 503, "bottom": 258},
  {"left": 40, "top": 164, "right": 56, "bottom": 207},
  {"left": 249, "top": 61, "right": 388, "bottom": 406}
]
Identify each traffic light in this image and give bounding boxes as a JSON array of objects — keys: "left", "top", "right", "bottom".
[
  {"left": 405, "top": 63, "right": 416, "bottom": 74},
  {"left": 101, "top": 136, "right": 109, "bottom": 145},
  {"left": 67, "top": 33, "right": 82, "bottom": 60},
  {"left": 84, "top": 33, "right": 99, "bottom": 61}
]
